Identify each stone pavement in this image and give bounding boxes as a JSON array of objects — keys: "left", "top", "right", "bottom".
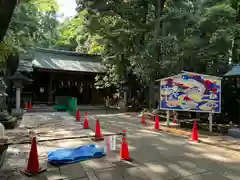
[
  {"left": 1, "top": 109, "right": 240, "bottom": 180},
  {"left": 86, "top": 110, "right": 240, "bottom": 180},
  {"left": 1, "top": 111, "right": 109, "bottom": 180}
]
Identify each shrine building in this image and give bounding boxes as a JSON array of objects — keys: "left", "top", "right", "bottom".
[{"left": 17, "top": 48, "right": 106, "bottom": 105}]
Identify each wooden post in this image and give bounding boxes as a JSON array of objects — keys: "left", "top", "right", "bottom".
[
  {"left": 166, "top": 110, "right": 170, "bottom": 126},
  {"left": 48, "top": 73, "right": 53, "bottom": 104},
  {"left": 16, "top": 87, "right": 21, "bottom": 112},
  {"left": 208, "top": 113, "right": 213, "bottom": 132},
  {"left": 174, "top": 111, "right": 178, "bottom": 123}
]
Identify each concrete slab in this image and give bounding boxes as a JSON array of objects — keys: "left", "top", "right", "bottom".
[
  {"left": 0, "top": 170, "right": 47, "bottom": 180},
  {"left": 92, "top": 111, "right": 240, "bottom": 180},
  {"left": 81, "top": 158, "right": 116, "bottom": 171},
  {"left": 120, "top": 167, "right": 151, "bottom": 180},
  {"left": 177, "top": 171, "right": 229, "bottom": 180},
  {"left": 3, "top": 109, "right": 240, "bottom": 180},
  {"left": 60, "top": 163, "right": 87, "bottom": 179},
  {"left": 2, "top": 111, "right": 99, "bottom": 180},
  {"left": 95, "top": 167, "right": 124, "bottom": 180},
  {"left": 86, "top": 171, "right": 99, "bottom": 180},
  {"left": 95, "top": 166, "right": 151, "bottom": 180},
  {"left": 138, "top": 162, "right": 181, "bottom": 180},
  {"left": 44, "top": 163, "right": 62, "bottom": 180}
]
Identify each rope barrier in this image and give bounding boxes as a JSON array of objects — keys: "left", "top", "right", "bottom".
[
  {"left": 144, "top": 112, "right": 240, "bottom": 129},
  {"left": 2, "top": 132, "right": 122, "bottom": 146}
]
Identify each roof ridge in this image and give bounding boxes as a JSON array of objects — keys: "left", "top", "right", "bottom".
[{"left": 35, "top": 48, "right": 100, "bottom": 57}]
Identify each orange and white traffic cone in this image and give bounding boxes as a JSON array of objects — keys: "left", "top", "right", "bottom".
[
  {"left": 189, "top": 120, "right": 199, "bottom": 142},
  {"left": 92, "top": 119, "right": 104, "bottom": 141},
  {"left": 120, "top": 129, "right": 132, "bottom": 161},
  {"left": 20, "top": 136, "right": 46, "bottom": 176},
  {"left": 24, "top": 102, "right": 28, "bottom": 110},
  {"left": 172, "top": 119, "right": 177, "bottom": 124},
  {"left": 153, "top": 115, "right": 160, "bottom": 130},
  {"left": 140, "top": 113, "right": 146, "bottom": 124},
  {"left": 28, "top": 100, "right": 32, "bottom": 110},
  {"left": 83, "top": 112, "right": 89, "bottom": 129},
  {"left": 76, "top": 109, "right": 80, "bottom": 121}
]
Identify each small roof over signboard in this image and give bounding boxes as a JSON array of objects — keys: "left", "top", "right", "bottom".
[
  {"left": 224, "top": 65, "right": 240, "bottom": 77},
  {"left": 18, "top": 48, "right": 105, "bottom": 73},
  {"left": 156, "top": 71, "right": 222, "bottom": 82}
]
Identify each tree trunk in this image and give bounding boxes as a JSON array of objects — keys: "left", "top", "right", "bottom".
[
  {"left": 0, "top": 0, "right": 17, "bottom": 42},
  {"left": 148, "top": 0, "right": 165, "bottom": 109},
  {"left": 148, "top": 80, "right": 155, "bottom": 109},
  {"left": 6, "top": 54, "right": 19, "bottom": 114},
  {"left": 232, "top": 2, "right": 240, "bottom": 64}
]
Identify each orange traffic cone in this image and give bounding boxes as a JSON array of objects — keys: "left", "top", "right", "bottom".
[
  {"left": 92, "top": 119, "right": 104, "bottom": 141},
  {"left": 120, "top": 129, "right": 131, "bottom": 161},
  {"left": 20, "top": 137, "right": 46, "bottom": 176},
  {"left": 140, "top": 113, "right": 146, "bottom": 124},
  {"left": 153, "top": 115, "right": 160, "bottom": 130},
  {"left": 76, "top": 109, "right": 80, "bottom": 121},
  {"left": 83, "top": 112, "right": 89, "bottom": 129},
  {"left": 172, "top": 119, "right": 177, "bottom": 124},
  {"left": 189, "top": 120, "right": 199, "bottom": 142},
  {"left": 24, "top": 102, "right": 28, "bottom": 110},
  {"left": 28, "top": 101, "right": 32, "bottom": 110}
]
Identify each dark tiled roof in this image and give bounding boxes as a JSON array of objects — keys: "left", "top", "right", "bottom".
[
  {"left": 18, "top": 48, "right": 105, "bottom": 73},
  {"left": 224, "top": 65, "right": 240, "bottom": 77}
]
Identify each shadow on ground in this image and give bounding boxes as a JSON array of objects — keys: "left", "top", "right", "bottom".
[{"left": 0, "top": 110, "right": 239, "bottom": 180}]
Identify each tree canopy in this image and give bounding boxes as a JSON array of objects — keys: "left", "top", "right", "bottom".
[
  {"left": 0, "top": 0, "right": 59, "bottom": 67},
  {"left": 70, "top": 0, "right": 240, "bottom": 89},
  {"left": 0, "top": 0, "right": 240, "bottom": 106}
]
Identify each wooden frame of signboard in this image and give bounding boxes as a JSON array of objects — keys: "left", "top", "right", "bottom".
[{"left": 156, "top": 71, "right": 222, "bottom": 132}]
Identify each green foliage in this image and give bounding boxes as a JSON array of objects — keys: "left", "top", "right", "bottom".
[
  {"left": 2, "top": 0, "right": 238, "bottom": 92},
  {"left": 73, "top": 0, "right": 239, "bottom": 89},
  {"left": 0, "top": 0, "right": 59, "bottom": 68}
]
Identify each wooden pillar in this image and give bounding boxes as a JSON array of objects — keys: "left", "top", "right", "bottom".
[
  {"left": 48, "top": 73, "right": 53, "bottom": 104},
  {"left": 16, "top": 87, "right": 21, "bottom": 111}
]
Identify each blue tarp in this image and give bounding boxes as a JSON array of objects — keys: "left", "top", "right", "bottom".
[{"left": 48, "top": 144, "right": 105, "bottom": 165}]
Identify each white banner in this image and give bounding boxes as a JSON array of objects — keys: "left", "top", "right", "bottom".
[{"left": 103, "top": 135, "right": 116, "bottom": 153}]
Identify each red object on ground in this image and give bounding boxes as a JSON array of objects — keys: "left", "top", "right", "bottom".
[
  {"left": 120, "top": 129, "right": 131, "bottom": 161},
  {"left": 140, "top": 114, "right": 145, "bottom": 124},
  {"left": 92, "top": 119, "right": 104, "bottom": 141},
  {"left": 76, "top": 109, "right": 80, "bottom": 121},
  {"left": 189, "top": 120, "right": 199, "bottom": 142},
  {"left": 172, "top": 119, "right": 177, "bottom": 124},
  {"left": 153, "top": 115, "right": 160, "bottom": 130},
  {"left": 20, "top": 137, "right": 46, "bottom": 176},
  {"left": 28, "top": 101, "right": 32, "bottom": 110},
  {"left": 83, "top": 112, "right": 89, "bottom": 129},
  {"left": 24, "top": 102, "right": 28, "bottom": 109}
]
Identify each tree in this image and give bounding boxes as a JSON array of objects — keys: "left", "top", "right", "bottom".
[
  {"left": 0, "top": 0, "right": 59, "bottom": 68},
  {"left": 0, "top": 0, "right": 17, "bottom": 42},
  {"left": 61, "top": 0, "right": 240, "bottom": 107}
]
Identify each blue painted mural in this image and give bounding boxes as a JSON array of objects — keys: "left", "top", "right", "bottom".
[{"left": 159, "top": 72, "right": 221, "bottom": 113}]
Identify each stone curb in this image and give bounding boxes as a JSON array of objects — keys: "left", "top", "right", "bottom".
[
  {"left": 161, "top": 126, "right": 240, "bottom": 152},
  {"left": 0, "top": 148, "right": 7, "bottom": 169}
]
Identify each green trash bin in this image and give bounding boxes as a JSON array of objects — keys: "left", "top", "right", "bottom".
[
  {"left": 67, "top": 97, "right": 77, "bottom": 112},
  {"left": 54, "top": 96, "right": 68, "bottom": 111}
]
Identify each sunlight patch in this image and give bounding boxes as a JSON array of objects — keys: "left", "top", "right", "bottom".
[
  {"left": 187, "top": 145, "right": 207, "bottom": 153},
  {"left": 202, "top": 153, "right": 233, "bottom": 162},
  {"left": 155, "top": 146, "right": 168, "bottom": 151},
  {"left": 144, "top": 163, "right": 168, "bottom": 173},
  {"left": 184, "top": 152, "right": 199, "bottom": 158},
  {"left": 168, "top": 163, "right": 191, "bottom": 177},
  {"left": 160, "top": 138, "right": 186, "bottom": 145},
  {"left": 138, "top": 129, "right": 167, "bottom": 137}
]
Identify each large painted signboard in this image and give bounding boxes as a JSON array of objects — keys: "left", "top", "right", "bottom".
[{"left": 159, "top": 72, "right": 222, "bottom": 113}]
